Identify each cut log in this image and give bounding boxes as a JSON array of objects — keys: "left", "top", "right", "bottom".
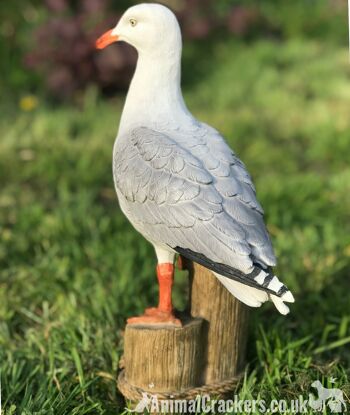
[
  {"left": 189, "top": 262, "right": 249, "bottom": 384},
  {"left": 123, "top": 317, "right": 204, "bottom": 393}
]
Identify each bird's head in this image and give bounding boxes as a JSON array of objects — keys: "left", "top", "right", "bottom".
[{"left": 96, "top": 3, "right": 182, "bottom": 57}]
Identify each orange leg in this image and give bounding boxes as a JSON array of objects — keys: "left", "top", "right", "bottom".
[{"left": 127, "top": 263, "right": 181, "bottom": 327}]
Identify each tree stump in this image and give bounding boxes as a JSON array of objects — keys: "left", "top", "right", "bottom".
[
  {"left": 189, "top": 263, "right": 249, "bottom": 384},
  {"left": 117, "top": 260, "right": 249, "bottom": 402},
  {"left": 122, "top": 318, "right": 204, "bottom": 393}
]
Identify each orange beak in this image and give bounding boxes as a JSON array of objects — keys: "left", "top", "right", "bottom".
[{"left": 96, "top": 29, "right": 119, "bottom": 49}]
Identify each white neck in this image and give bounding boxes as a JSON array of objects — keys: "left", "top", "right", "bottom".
[{"left": 118, "top": 48, "right": 193, "bottom": 133}]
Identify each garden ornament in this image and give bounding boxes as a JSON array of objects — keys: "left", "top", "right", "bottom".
[{"left": 96, "top": 3, "right": 294, "bottom": 326}]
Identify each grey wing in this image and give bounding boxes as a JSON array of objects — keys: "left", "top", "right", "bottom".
[
  {"left": 194, "top": 123, "right": 276, "bottom": 267},
  {"left": 165, "top": 123, "right": 276, "bottom": 268},
  {"left": 113, "top": 126, "right": 274, "bottom": 275}
]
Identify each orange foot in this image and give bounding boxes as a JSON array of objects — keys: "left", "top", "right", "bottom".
[{"left": 127, "top": 308, "right": 182, "bottom": 327}]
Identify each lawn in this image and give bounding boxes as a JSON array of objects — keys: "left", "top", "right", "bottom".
[{"left": 1, "top": 38, "right": 350, "bottom": 414}]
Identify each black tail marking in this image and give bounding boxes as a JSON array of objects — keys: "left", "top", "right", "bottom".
[{"left": 174, "top": 246, "right": 284, "bottom": 297}]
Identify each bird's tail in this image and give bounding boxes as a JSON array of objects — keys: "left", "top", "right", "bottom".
[{"left": 214, "top": 272, "right": 295, "bottom": 315}]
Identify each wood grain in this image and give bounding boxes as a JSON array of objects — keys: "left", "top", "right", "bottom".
[
  {"left": 123, "top": 318, "right": 204, "bottom": 392},
  {"left": 190, "top": 262, "right": 249, "bottom": 384}
]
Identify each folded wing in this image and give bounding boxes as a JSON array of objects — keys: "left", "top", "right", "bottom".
[{"left": 113, "top": 126, "right": 277, "bottom": 292}]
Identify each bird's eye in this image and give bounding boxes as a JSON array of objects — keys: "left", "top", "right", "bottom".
[{"left": 129, "top": 18, "right": 137, "bottom": 27}]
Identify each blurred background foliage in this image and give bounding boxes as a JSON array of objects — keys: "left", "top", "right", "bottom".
[
  {"left": 0, "top": 0, "right": 348, "bottom": 101},
  {"left": 1, "top": 0, "right": 350, "bottom": 413}
]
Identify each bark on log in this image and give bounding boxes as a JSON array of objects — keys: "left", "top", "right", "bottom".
[
  {"left": 123, "top": 318, "right": 204, "bottom": 393},
  {"left": 189, "top": 262, "right": 249, "bottom": 384}
]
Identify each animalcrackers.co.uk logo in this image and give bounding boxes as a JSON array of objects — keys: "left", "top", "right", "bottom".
[
  {"left": 0, "top": 375, "right": 347, "bottom": 413},
  {"left": 125, "top": 378, "right": 348, "bottom": 414},
  {"left": 308, "top": 378, "right": 347, "bottom": 413}
]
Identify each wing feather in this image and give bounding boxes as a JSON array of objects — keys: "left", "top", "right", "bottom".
[{"left": 113, "top": 126, "right": 276, "bottom": 275}]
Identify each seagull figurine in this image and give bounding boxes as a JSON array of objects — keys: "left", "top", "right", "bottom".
[{"left": 96, "top": 3, "right": 294, "bottom": 326}]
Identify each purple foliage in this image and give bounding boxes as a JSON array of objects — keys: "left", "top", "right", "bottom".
[
  {"left": 227, "top": 6, "right": 259, "bottom": 36},
  {"left": 25, "top": 0, "right": 136, "bottom": 99},
  {"left": 25, "top": 0, "right": 259, "bottom": 100}
]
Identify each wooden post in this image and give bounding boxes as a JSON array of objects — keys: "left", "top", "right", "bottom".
[
  {"left": 122, "top": 318, "right": 204, "bottom": 393},
  {"left": 189, "top": 262, "right": 249, "bottom": 384},
  {"left": 117, "top": 260, "right": 249, "bottom": 401}
]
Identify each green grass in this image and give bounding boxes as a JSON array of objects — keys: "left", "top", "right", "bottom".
[{"left": 1, "top": 38, "right": 350, "bottom": 414}]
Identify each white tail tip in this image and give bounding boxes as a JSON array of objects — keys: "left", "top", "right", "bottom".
[
  {"left": 282, "top": 290, "right": 295, "bottom": 303},
  {"left": 270, "top": 294, "right": 290, "bottom": 315}
]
